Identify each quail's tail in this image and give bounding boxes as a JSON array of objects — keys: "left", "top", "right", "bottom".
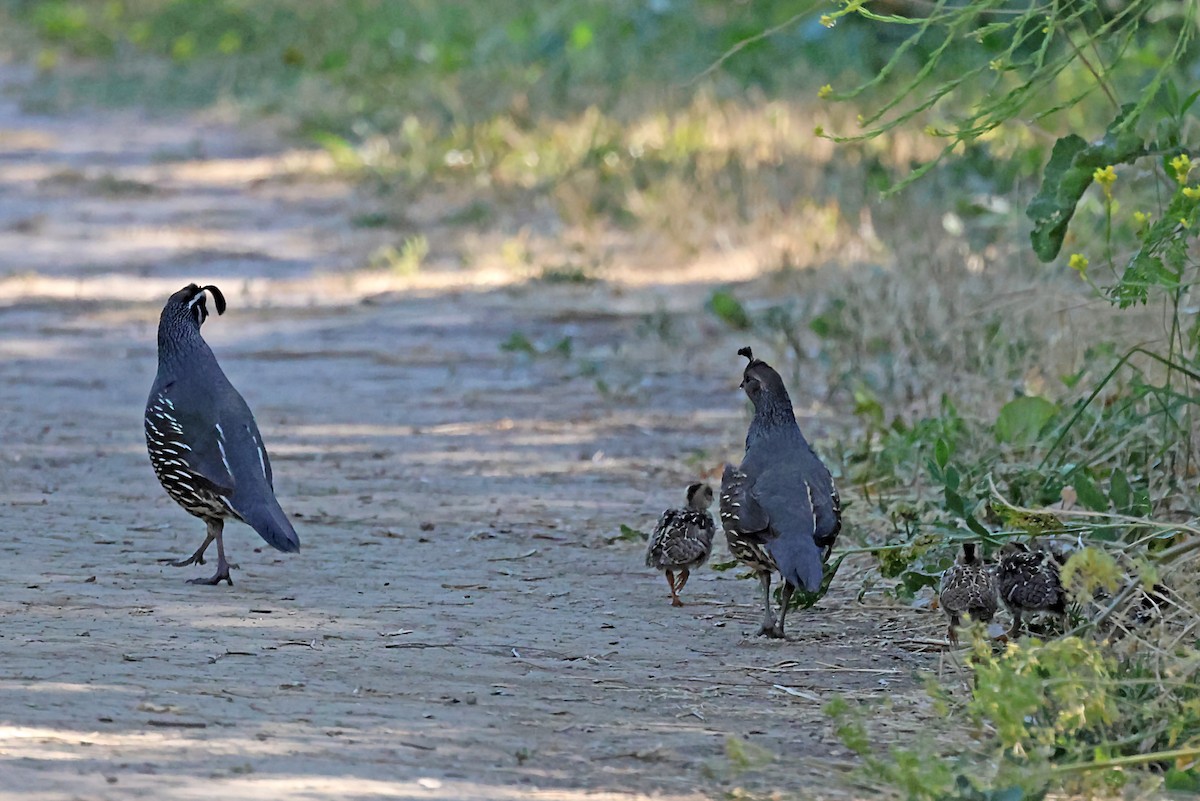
[
  {"left": 235, "top": 495, "right": 301, "bottom": 553},
  {"left": 765, "top": 533, "right": 823, "bottom": 593}
]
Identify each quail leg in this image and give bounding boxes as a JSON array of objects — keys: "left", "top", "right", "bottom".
[
  {"left": 664, "top": 570, "right": 681, "bottom": 606},
  {"left": 674, "top": 568, "right": 691, "bottom": 598},
  {"left": 774, "top": 581, "right": 795, "bottom": 639},
  {"left": 159, "top": 531, "right": 213, "bottom": 567},
  {"left": 1006, "top": 609, "right": 1023, "bottom": 639},
  {"left": 756, "top": 572, "right": 783, "bottom": 638},
  {"left": 946, "top": 613, "right": 960, "bottom": 646},
  {"left": 188, "top": 519, "right": 234, "bottom": 586}
]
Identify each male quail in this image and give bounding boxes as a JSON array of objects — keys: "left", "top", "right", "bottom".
[
  {"left": 720, "top": 347, "right": 841, "bottom": 638},
  {"left": 645, "top": 482, "right": 716, "bottom": 606},
  {"left": 996, "top": 541, "right": 1067, "bottom": 637},
  {"left": 145, "top": 284, "right": 300, "bottom": 585},
  {"left": 938, "top": 542, "right": 998, "bottom": 644}
]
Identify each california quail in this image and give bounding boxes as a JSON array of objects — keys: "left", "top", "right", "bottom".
[
  {"left": 645, "top": 483, "right": 716, "bottom": 606},
  {"left": 720, "top": 347, "right": 841, "bottom": 638},
  {"left": 938, "top": 543, "right": 998, "bottom": 644},
  {"left": 996, "top": 542, "right": 1067, "bottom": 637},
  {"left": 145, "top": 284, "right": 300, "bottom": 585}
]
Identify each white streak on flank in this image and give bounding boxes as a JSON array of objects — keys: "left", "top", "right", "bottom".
[
  {"left": 217, "top": 439, "right": 232, "bottom": 475},
  {"left": 254, "top": 439, "right": 267, "bottom": 479},
  {"left": 804, "top": 481, "right": 816, "bottom": 536},
  {"left": 215, "top": 423, "right": 225, "bottom": 440},
  {"left": 162, "top": 396, "right": 175, "bottom": 410}
]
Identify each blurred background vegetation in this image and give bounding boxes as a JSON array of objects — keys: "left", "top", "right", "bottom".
[{"left": 3, "top": 1, "right": 1200, "bottom": 798}]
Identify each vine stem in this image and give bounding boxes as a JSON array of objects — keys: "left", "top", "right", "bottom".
[{"left": 1050, "top": 746, "right": 1200, "bottom": 774}]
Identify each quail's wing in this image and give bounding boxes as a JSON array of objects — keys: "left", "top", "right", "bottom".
[
  {"left": 661, "top": 513, "right": 714, "bottom": 565},
  {"left": 645, "top": 509, "right": 677, "bottom": 568},
  {"left": 719, "top": 464, "right": 770, "bottom": 537},
  {"left": 799, "top": 445, "right": 841, "bottom": 551},
  {"left": 146, "top": 382, "right": 235, "bottom": 496},
  {"left": 745, "top": 460, "right": 825, "bottom": 593}
]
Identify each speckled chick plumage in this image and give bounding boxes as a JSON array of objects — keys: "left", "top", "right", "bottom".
[
  {"left": 997, "top": 542, "right": 1067, "bottom": 636},
  {"left": 646, "top": 483, "right": 715, "bottom": 606},
  {"left": 938, "top": 543, "right": 997, "bottom": 643}
]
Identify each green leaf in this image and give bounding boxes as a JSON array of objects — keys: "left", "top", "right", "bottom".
[
  {"left": 934, "top": 437, "right": 950, "bottom": 470},
  {"left": 966, "top": 514, "right": 991, "bottom": 538},
  {"left": 1109, "top": 468, "right": 1132, "bottom": 515},
  {"left": 710, "top": 559, "right": 740, "bottom": 572},
  {"left": 1026, "top": 105, "right": 1147, "bottom": 261},
  {"left": 1072, "top": 473, "right": 1109, "bottom": 513},
  {"left": 1165, "top": 767, "right": 1200, "bottom": 792},
  {"left": 789, "top": 553, "right": 849, "bottom": 609},
  {"left": 944, "top": 464, "right": 961, "bottom": 493},
  {"left": 706, "top": 290, "right": 752, "bottom": 330},
  {"left": 944, "top": 486, "right": 966, "bottom": 517},
  {"left": 995, "top": 396, "right": 1059, "bottom": 446},
  {"left": 616, "top": 524, "right": 646, "bottom": 541},
  {"left": 499, "top": 331, "right": 537, "bottom": 355}
]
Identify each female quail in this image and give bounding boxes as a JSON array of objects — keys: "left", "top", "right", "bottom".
[{"left": 719, "top": 347, "right": 841, "bottom": 638}]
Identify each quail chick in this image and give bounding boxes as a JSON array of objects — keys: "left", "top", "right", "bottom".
[
  {"left": 646, "top": 483, "right": 716, "bottom": 606},
  {"left": 938, "top": 543, "right": 998, "bottom": 644},
  {"left": 146, "top": 284, "right": 300, "bottom": 585},
  {"left": 720, "top": 347, "right": 841, "bottom": 638},
  {"left": 997, "top": 542, "right": 1067, "bottom": 637}
]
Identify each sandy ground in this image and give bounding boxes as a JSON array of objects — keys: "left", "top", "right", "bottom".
[{"left": 0, "top": 65, "right": 942, "bottom": 800}]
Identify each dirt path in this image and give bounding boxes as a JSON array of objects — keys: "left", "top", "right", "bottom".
[{"left": 0, "top": 64, "right": 939, "bottom": 800}]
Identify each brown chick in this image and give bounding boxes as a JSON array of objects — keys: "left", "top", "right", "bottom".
[
  {"left": 938, "top": 542, "right": 998, "bottom": 644},
  {"left": 645, "top": 483, "right": 716, "bottom": 606}
]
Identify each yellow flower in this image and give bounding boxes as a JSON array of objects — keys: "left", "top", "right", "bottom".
[
  {"left": 1093, "top": 165, "right": 1116, "bottom": 201},
  {"left": 1170, "top": 154, "right": 1192, "bottom": 185},
  {"left": 1133, "top": 211, "right": 1149, "bottom": 227},
  {"left": 1069, "top": 253, "right": 1089, "bottom": 275},
  {"left": 989, "top": 58, "right": 1004, "bottom": 71},
  {"left": 1183, "top": 186, "right": 1200, "bottom": 200},
  {"left": 819, "top": 14, "right": 835, "bottom": 28},
  {"left": 818, "top": 84, "right": 833, "bottom": 99}
]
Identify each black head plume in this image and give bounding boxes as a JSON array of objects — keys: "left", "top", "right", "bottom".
[
  {"left": 170, "top": 283, "right": 227, "bottom": 328},
  {"left": 737, "top": 345, "right": 787, "bottom": 401}
]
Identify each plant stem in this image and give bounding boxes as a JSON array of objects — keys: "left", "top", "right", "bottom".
[{"left": 1050, "top": 746, "right": 1200, "bottom": 774}]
